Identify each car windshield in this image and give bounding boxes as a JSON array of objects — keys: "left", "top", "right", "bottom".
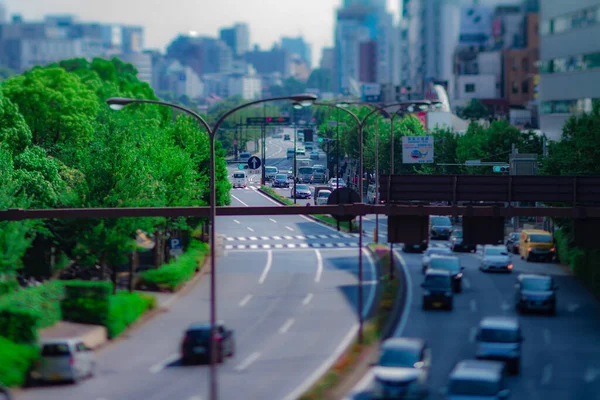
[
  {"left": 431, "top": 216, "right": 452, "bottom": 226},
  {"left": 318, "top": 191, "right": 331, "bottom": 198},
  {"left": 275, "top": 174, "right": 287, "bottom": 180},
  {"left": 296, "top": 185, "right": 309, "bottom": 190},
  {"left": 332, "top": 179, "right": 345, "bottom": 184},
  {"left": 478, "top": 328, "right": 519, "bottom": 343},
  {"left": 530, "top": 234, "right": 552, "bottom": 243},
  {"left": 521, "top": 278, "right": 552, "bottom": 291},
  {"left": 453, "top": 230, "right": 463, "bottom": 238},
  {"left": 299, "top": 167, "right": 313, "bottom": 174},
  {"left": 186, "top": 329, "right": 211, "bottom": 340},
  {"left": 378, "top": 348, "right": 420, "bottom": 368},
  {"left": 423, "top": 275, "right": 451, "bottom": 288},
  {"left": 266, "top": 167, "right": 277, "bottom": 173},
  {"left": 448, "top": 379, "right": 500, "bottom": 396},
  {"left": 485, "top": 248, "right": 509, "bottom": 256},
  {"left": 314, "top": 168, "right": 326, "bottom": 173},
  {"left": 42, "top": 343, "right": 71, "bottom": 356},
  {"left": 233, "top": 173, "right": 245, "bottom": 179},
  {"left": 426, "top": 248, "right": 451, "bottom": 257},
  {"left": 430, "top": 257, "right": 460, "bottom": 272},
  {"left": 240, "top": 153, "right": 250, "bottom": 158}
]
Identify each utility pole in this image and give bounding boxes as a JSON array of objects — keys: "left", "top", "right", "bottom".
[{"left": 511, "top": 143, "right": 518, "bottom": 233}]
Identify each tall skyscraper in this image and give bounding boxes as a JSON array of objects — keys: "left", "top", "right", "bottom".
[
  {"left": 219, "top": 23, "right": 250, "bottom": 57},
  {"left": 0, "top": 1, "right": 7, "bottom": 24},
  {"left": 281, "top": 36, "right": 312, "bottom": 68}
]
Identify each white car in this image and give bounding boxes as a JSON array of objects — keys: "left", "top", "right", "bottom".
[
  {"left": 33, "top": 338, "right": 96, "bottom": 383},
  {"left": 328, "top": 178, "right": 346, "bottom": 190},
  {"left": 421, "top": 247, "right": 452, "bottom": 274},
  {"left": 316, "top": 190, "right": 332, "bottom": 205},
  {"left": 479, "top": 245, "right": 513, "bottom": 273}
]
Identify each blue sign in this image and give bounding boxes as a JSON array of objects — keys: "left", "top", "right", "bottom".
[
  {"left": 169, "top": 238, "right": 182, "bottom": 250},
  {"left": 238, "top": 164, "right": 245, "bottom": 170},
  {"left": 247, "top": 156, "right": 261, "bottom": 170}
]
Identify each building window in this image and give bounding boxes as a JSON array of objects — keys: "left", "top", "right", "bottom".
[
  {"left": 512, "top": 81, "right": 519, "bottom": 94},
  {"left": 541, "top": 51, "right": 600, "bottom": 74},
  {"left": 522, "top": 58, "right": 529, "bottom": 72},
  {"left": 465, "top": 83, "right": 476, "bottom": 93},
  {"left": 542, "top": 5, "right": 600, "bottom": 36},
  {"left": 540, "top": 98, "right": 600, "bottom": 114},
  {"left": 512, "top": 57, "right": 518, "bottom": 71},
  {"left": 522, "top": 80, "right": 529, "bottom": 94}
]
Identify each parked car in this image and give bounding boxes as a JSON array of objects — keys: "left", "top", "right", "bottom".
[
  {"left": 430, "top": 216, "right": 453, "bottom": 240},
  {"left": 309, "top": 151, "right": 320, "bottom": 160},
  {"left": 429, "top": 255, "right": 464, "bottom": 293},
  {"left": 450, "top": 228, "right": 475, "bottom": 252},
  {"left": 422, "top": 247, "right": 453, "bottom": 274},
  {"left": 181, "top": 322, "right": 235, "bottom": 365},
  {"left": 316, "top": 190, "right": 332, "bottom": 205},
  {"left": 370, "top": 338, "right": 431, "bottom": 399},
  {"left": 421, "top": 269, "right": 454, "bottom": 310},
  {"left": 291, "top": 184, "right": 312, "bottom": 199},
  {"left": 32, "top": 338, "right": 96, "bottom": 383},
  {"left": 272, "top": 174, "right": 290, "bottom": 188},
  {"left": 446, "top": 360, "right": 510, "bottom": 399},
  {"left": 505, "top": 232, "right": 520, "bottom": 254},
  {"left": 475, "top": 316, "right": 522, "bottom": 374},
  {"left": 515, "top": 273, "right": 557, "bottom": 315},
  {"left": 479, "top": 245, "right": 513, "bottom": 273}
]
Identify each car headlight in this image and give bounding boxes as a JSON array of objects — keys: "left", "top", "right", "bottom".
[{"left": 456, "top": 273, "right": 463, "bottom": 278}]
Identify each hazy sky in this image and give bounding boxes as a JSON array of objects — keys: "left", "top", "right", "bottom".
[{"left": 4, "top": 0, "right": 401, "bottom": 66}]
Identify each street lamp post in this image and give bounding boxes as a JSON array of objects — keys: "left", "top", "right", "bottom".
[{"left": 107, "top": 93, "right": 317, "bottom": 400}]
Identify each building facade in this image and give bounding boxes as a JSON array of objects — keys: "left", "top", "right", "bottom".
[
  {"left": 219, "top": 23, "right": 250, "bottom": 57},
  {"left": 281, "top": 36, "right": 312, "bottom": 67},
  {"left": 538, "top": 0, "right": 600, "bottom": 140}
]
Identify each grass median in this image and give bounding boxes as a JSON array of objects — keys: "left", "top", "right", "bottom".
[
  {"left": 299, "top": 243, "right": 400, "bottom": 400},
  {"left": 259, "top": 185, "right": 359, "bottom": 232}
]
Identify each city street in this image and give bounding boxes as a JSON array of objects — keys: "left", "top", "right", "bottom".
[{"left": 347, "top": 241, "right": 600, "bottom": 400}]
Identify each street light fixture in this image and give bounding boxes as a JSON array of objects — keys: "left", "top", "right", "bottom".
[{"left": 106, "top": 93, "right": 317, "bottom": 400}]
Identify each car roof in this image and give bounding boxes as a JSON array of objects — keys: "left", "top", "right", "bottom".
[
  {"left": 430, "top": 254, "right": 458, "bottom": 261},
  {"left": 41, "top": 338, "right": 81, "bottom": 346},
  {"left": 425, "top": 269, "right": 451, "bottom": 277},
  {"left": 381, "top": 337, "right": 425, "bottom": 353},
  {"left": 518, "top": 273, "right": 551, "bottom": 282},
  {"left": 450, "top": 360, "right": 505, "bottom": 381},
  {"left": 479, "top": 316, "right": 520, "bottom": 330},
  {"left": 188, "top": 321, "right": 224, "bottom": 330}
]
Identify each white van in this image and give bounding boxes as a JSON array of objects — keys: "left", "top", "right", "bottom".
[{"left": 232, "top": 171, "right": 248, "bottom": 188}]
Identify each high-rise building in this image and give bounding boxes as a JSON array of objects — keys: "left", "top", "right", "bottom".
[
  {"left": 244, "top": 45, "right": 292, "bottom": 78},
  {"left": 0, "top": 1, "right": 7, "bottom": 24},
  {"left": 320, "top": 47, "right": 335, "bottom": 70},
  {"left": 166, "top": 35, "right": 232, "bottom": 77},
  {"left": 219, "top": 23, "right": 250, "bottom": 57},
  {"left": 281, "top": 36, "right": 312, "bottom": 68},
  {"left": 538, "top": 0, "right": 600, "bottom": 140},
  {"left": 122, "top": 26, "right": 144, "bottom": 54}
]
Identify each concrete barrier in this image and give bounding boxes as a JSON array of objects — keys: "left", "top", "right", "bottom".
[{"left": 40, "top": 321, "right": 108, "bottom": 350}]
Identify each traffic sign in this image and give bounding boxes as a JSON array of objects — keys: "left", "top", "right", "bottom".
[
  {"left": 169, "top": 238, "right": 182, "bottom": 250},
  {"left": 247, "top": 156, "right": 261, "bottom": 170},
  {"left": 493, "top": 166, "right": 509, "bottom": 173},
  {"left": 327, "top": 187, "right": 361, "bottom": 222},
  {"left": 238, "top": 164, "right": 245, "bottom": 170}
]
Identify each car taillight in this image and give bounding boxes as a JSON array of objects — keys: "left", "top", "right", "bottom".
[
  {"left": 550, "top": 247, "right": 555, "bottom": 252},
  {"left": 508, "top": 264, "right": 513, "bottom": 269},
  {"left": 528, "top": 247, "right": 532, "bottom": 252},
  {"left": 214, "top": 335, "right": 223, "bottom": 342}
]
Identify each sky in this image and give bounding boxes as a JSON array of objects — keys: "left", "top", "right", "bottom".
[{"left": 4, "top": 0, "right": 401, "bottom": 66}]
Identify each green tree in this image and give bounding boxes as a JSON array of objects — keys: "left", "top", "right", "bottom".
[
  {"left": 0, "top": 93, "right": 33, "bottom": 154},
  {"left": 268, "top": 77, "right": 307, "bottom": 97},
  {"left": 306, "top": 69, "right": 332, "bottom": 92},
  {"left": 458, "top": 99, "right": 490, "bottom": 120}
]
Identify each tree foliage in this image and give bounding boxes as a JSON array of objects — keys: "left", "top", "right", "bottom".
[{"left": 458, "top": 99, "right": 490, "bottom": 120}]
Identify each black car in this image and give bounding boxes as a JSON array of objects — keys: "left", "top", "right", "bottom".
[
  {"left": 515, "top": 274, "right": 557, "bottom": 315},
  {"left": 450, "top": 229, "right": 475, "bottom": 252},
  {"left": 430, "top": 216, "right": 453, "bottom": 240},
  {"left": 505, "top": 232, "right": 520, "bottom": 254},
  {"left": 429, "top": 255, "right": 464, "bottom": 293},
  {"left": 403, "top": 241, "right": 428, "bottom": 253},
  {"left": 291, "top": 184, "right": 312, "bottom": 199},
  {"left": 272, "top": 174, "right": 290, "bottom": 188},
  {"left": 421, "top": 269, "right": 453, "bottom": 310},
  {"left": 180, "top": 322, "right": 235, "bottom": 364}
]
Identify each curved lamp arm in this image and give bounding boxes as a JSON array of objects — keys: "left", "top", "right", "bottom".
[
  {"left": 314, "top": 101, "right": 361, "bottom": 128},
  {"left": 106, "top": 97, "right": 213, "bottom": 136}
]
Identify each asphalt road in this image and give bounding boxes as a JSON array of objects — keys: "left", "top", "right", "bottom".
[
  {"left": 19, "top": 128, "right": 378, "bottom": 400},
  {"left": 346, "top": 241, "right": 600, "bottom": 400}
]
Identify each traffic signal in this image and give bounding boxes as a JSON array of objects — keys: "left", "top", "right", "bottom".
[
  {"left": 318, "top": 137, "right": 324, "bottom": 143},
  {"left": 493, "top": 166, "right": 509, "bottom": 173},
  {"left": 266, "top": 117, "right": 273, "bottom": 122}
]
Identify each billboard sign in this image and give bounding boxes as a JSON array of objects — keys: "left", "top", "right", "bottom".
[
  {"left": 402, "top": 136, "right": 434, "bottom": 164},
  {"left": 361, "top": 83, "right": 381, "bottom": 102},
  {"left": 459, "top": 7, "right": 493, "bottom": 45}
]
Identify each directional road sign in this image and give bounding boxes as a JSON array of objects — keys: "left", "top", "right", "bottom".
[{"left": 247, "top": 156, "right": 262, "bottom": 170}]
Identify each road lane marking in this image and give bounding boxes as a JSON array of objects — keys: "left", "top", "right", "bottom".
[
  {"left": 259, "top": 251, "right": 273, "bottom": 284},
  {"left": 247, "top": 227, "right": 255, "bottom": 232},
  {"left": 392, "top": 250, "right": 412, "bottom": 337},
  {"left": 315, "top": 250, "right": 323, "bottom": 283},
  {"left": 541, "top": 364, "right": 553, "bottom": 385},
  {"left": 584, "top": 368, "right": 600, "bottom": 383},
  {"left": 302, "top": 293, "right": 313, "bottom": 305},
  {"left": 235, "top": 352, "right": 261, "bottom": 372},
  {"left": 278, "top": 318, "right": 295, "bottom": 334},
  {"left": 231, "top": 194, "right": 249, "bottom": 207},
  {"left": 363, "top": 248, "right": 378, "bottom": 319},
  {"left": 239, "top": 294, "right": 252, "bottom": 307},
  {"left": 470, "top": 299, "right": 477, "bottom": 312},
  {"left": 501, "top": 301, "right": 511, "bottom": 311},
  {"left": 543, "top": 328, "right": 551, "bottom": 345},
  {"left": 469, "top": 327, "right": 478, "bottom": 343},
  {"left": 286, "top": 226, "right": 295, "bottom": 231},
  {"left": 568, "top": 303, "right": 580, "bottom": 312},
  {"left": 149, "top": 353, "right": 180, "bottom": 373},
  {"left": 233, "top": 219, "right": 241, "bottom": 224},
  {"left": 269, "top": 218, "right": 277, "bottom": 223},
  {"left": 462, "top": 277, "right": 471, "bottom": 289}
]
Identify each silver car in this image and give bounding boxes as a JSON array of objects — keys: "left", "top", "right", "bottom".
[
  {"left": 475, "top": 316, "right": 523, "bottom": 375},
  {"left": 479, "top": 245, "right": 513, "bottom": 273},
  {"left": 422, "top": 247, "right": 452, "bottom": 274},
  {"left": 446, "top": 360, "right": 510, "bottom": 399},
  {"left": 33, "top": 338, "right": 96, "bottom": 383}
]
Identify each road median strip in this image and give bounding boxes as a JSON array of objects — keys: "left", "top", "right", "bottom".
[
  {"left": 258, "top": 186, "right": 359, "bottom": 233},
  {"left": 298, "top": 243, "right": 401, "bottom": 400}
]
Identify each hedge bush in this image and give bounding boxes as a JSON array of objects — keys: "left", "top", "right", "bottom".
[
  {"left": 137, "top": 241, "right": 208, "bottom": 292},
  {"left": 0, "top": 278, "right": 19, "bottom": 296},
  {"left": 0, "top": 282, "right": 64, "bottom": 343},
  {"left": 61, "top": 281, "right": 112, "bottom": 326},
  {"left": 0, "top": 337, "right": 39, "bottom": 387},
  {"left": 554, "top": 229, "right": 600, "bottom": 296},
  {"left": 106, "top": 292, "right": 156, "bottom": 338}
]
